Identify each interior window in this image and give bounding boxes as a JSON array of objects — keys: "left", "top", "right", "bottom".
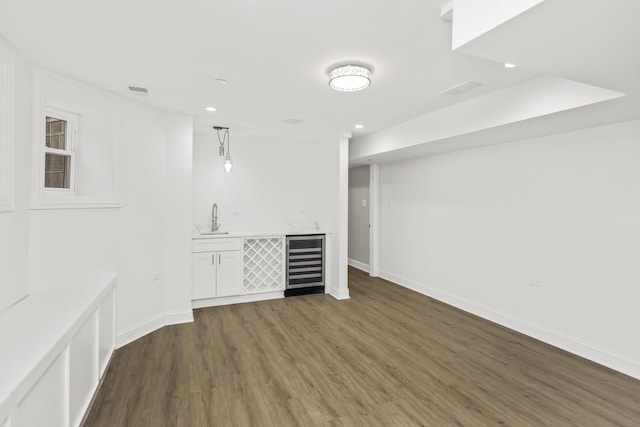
[{"left": 44, "top": 115, "right": 75, "bottom": 190}]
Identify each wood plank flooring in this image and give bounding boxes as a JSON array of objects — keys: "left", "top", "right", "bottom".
[{"left": 84, "top": 267, "right": 640, "bottom": 426}]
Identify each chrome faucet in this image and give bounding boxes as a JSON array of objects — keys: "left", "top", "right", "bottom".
[{"left": 211, "top": 203, "right": 220, "bottom": 231}]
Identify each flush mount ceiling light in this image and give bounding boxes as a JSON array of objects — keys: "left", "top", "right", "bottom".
[
  {"left": 328, "top": 64, "right": 372, "bottom": 92},
  {"left": 214, "top": 126, "right": 233, "bottom": 172},
  {"left": 504, "top": 63, "right": 517, "bottom": 68},
  {"left": 205, "top": 106, "right": 217, "bottom": 112}
]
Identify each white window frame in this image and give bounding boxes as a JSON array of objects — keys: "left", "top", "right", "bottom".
[{"left": 44, "top": 107, "right": 78, "bottom": 194}]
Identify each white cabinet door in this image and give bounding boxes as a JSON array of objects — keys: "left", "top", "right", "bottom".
[
  {"left": 216, "top": 250, "right": 243, "bottom": 297},
  {"left": 192, "top": 252, "right": 216, "bottom": 299}
]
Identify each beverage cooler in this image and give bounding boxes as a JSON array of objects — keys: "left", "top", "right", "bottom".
[{"left": 285, "top": 234, "right": 325, "bottom": 297}]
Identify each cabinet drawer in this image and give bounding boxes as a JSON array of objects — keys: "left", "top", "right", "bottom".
[{"left": 192, "top": 238, "right": 241, "bottom": 253}]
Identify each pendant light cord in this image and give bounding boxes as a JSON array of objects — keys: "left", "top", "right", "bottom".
[{"left": 215, "top": 127, "right": 230, "bottom": 156}]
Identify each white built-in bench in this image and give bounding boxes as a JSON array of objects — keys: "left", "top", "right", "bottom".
[{"left": 0, "top": 274, "right": 117, "bottom": 427}]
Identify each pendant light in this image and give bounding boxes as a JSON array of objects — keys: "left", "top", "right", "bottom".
[
  {"left": 223, "top": 152, "right": 233, "bottom": 172},
  {"left": 214, "top": 126, "right": 233, "bottom": 173}
]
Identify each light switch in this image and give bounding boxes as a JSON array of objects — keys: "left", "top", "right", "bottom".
[{"left": 362, "top": 199, "right": 367, "bottom": 207}]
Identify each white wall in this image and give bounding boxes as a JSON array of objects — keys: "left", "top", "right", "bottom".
[
  {"left": 378, "top": 119, "right": 640, "bottom": 378},
  {"left": 192, "top": 133, "right": 320, "bottom": 228},
  {"left": 0, "top": 35, "right": 193, "bottom": 342},
  {"left": 348, "top": 165, "right": 369, "bottom": 268},
  {"left": 192, "top": 131, "right": 348, "bottom": 298},
  {"left": 163, "top": 115, "right": 193, "bottom": 320},
  {"left": 31, "top": 70, "right": 121, "bottom": 208},
  {"left": 0, "top": 45, "right": 30, "bottom": 312},
  {"left": 308, "top": 135, "right": 349, "bottom": 300},
  {"left": 28, "top": 101, "right": 194, "bottom": 343}
]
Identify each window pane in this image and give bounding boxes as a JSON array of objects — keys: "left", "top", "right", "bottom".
[
  {"left": 45, "top": 153, "right": 71, "bottom": 188},
  {"left": 46, "top": 116, "right": 67, "bottom": 149}
]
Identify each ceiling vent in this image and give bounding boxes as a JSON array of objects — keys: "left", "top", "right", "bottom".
[
  {"left": 128, "top": 85, "right": 149, "bottom": 94},
  {"left": 439, "top": 80, "right": 483, "bottom": 96}
]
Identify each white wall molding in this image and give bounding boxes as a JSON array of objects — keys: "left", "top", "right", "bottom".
[
  {"left": 347, "top": 165, "right": 370, "bottom": 268},
  {"left": 348, "top": 258, "right": 369, "bottom": 273},
  {"left": 369, "top": 164, "right": 379, "bottom": 277},
  {"left": 380, "top": 269, "right": 640, "bottom": 380},
  {"left": 116, "top": 309, "right": 193, "bottom": 349},
  {"left": 337, "top": 136, "right": 350, "bottom": 298},
  {"left": 0, "top": 40, "right": 15, "bottom": 212}
]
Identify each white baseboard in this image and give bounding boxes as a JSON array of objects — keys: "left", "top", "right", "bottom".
[
  {"left": 380, "top": 269, "right": 640, "bottom": 381},
  {"left": 348, "top": 258, "right": 370, "bottom": 273},
  {"left": 164, "top": 310, "right": 194, "bottom": 326},
  {"left": 192, "top": 291, "right": 283, "bottom": 309},
  {"left": 328, "top": 286, "right": 350, "bottom": 300},
  {"left": 116, "top": 309, "right": 194, "bottom": 349}
]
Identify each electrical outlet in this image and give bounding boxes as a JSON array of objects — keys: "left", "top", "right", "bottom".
[
  {"left": 152, "top": 272, "right": 162, "bottom": 281},
  {"left": 528, "top": 279, "right": 541, "bottom": 288},
  {"left": 362, "top": 199, "right": 367, "bottom": 207}
]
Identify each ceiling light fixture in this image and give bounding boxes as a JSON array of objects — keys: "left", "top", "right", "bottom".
[
  {"left": 205, "top": 106, "right": 217, "bottom": 112},
  {"left": 328, "top": 64, "right": 372, "bottom": 92},
  {"left": 354, "top": 124, "right": 364, "bottom": 129},
  {"left": 504, "top": 63, "right": 517, "bottom": 68},
  {"left": 213, "top": 78, "right": 227, "bottom": 85},
  {"left": 214, "top": 126, "right": 233, "bottom": 173}
]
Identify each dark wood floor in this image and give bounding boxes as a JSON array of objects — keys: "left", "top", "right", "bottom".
[{"left": 85, "top": 267, "right": 640, "bottom": 426}]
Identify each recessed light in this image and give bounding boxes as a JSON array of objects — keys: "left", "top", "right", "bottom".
[
  {"left": 213, "top": 78, "right": 227, "bottom": 85},
  {"left": 205, "top": 106, "right": 217, "bottom": 112},
  {"left": 504, "top": 63, "right": 517, "bottom": 68},
  {"left": 354, "top": 124, "right": 364, "bottom": 129}
]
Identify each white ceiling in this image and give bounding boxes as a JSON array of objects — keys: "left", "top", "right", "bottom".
[
  {"left": 349, "top": 0, "right": 640, "bottom": 164},
  {"left": 457, "top": 0, "right": 640, "bottom": 96},
  {"left": 0, "top": 0, "right": 537, "bottom": 142}
]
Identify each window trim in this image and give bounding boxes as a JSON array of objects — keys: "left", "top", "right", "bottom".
[{"left": 44, "top": 108, "right": 78, "bottom": 194}]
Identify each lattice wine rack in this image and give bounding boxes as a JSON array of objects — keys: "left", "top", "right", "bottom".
[{"left": 243, "top": 237, "right": 285, "bottom": 293}]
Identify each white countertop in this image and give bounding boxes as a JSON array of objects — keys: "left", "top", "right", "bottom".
[
  {"left": 192, "top": 228, "right": 329, "bottom": 239},
  {"left": 192, "top": 223, "right": 329, "bottom": 239}
]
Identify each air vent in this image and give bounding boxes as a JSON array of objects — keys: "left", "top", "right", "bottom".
[
  {"left": 128, "top": 86, "right": 149, "bottom": 94},
  {"left": 440, "top": 80, "right": 483, "bottom": 96}
]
